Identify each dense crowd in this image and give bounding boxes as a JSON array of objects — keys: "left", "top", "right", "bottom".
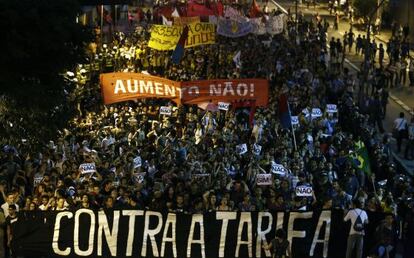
[{"left": 0, "top": 2, "right": 414, "bottom": 258}]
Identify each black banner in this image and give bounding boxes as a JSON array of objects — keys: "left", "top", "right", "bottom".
[{"left": 12, "top": 210, "right": 385, "bottom": 258}]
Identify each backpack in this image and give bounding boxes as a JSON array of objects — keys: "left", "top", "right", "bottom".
[{"left": 353, "top": 210, "right": 364, "bottom": 232}]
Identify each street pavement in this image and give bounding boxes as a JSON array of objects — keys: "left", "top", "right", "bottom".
[{"left": 266, "top": 0, "right": 414, "bottom": 175}]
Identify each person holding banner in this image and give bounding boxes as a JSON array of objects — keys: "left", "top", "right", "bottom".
[{"left": 263, "top": 228, "right": 291, "bottom": 258}]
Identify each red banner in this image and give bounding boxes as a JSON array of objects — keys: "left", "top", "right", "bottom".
[{"left": 100, "top": 73, "right": 269, "bottom": 107}]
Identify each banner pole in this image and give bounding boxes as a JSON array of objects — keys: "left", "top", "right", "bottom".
[
  {"left": 100, "top": 5, "right": 104, "bottom": 47},
  {"left": 287, "top": 100, "right": 297, "bottom": 151}
]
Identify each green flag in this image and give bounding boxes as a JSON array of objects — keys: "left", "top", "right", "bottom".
[{"left": 355, "top": 142, "right": 371, "bottom": 176}]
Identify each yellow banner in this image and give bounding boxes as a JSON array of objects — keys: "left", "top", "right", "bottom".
[{"left": 148, "top": 23, "right": 216, "bottom": 51}]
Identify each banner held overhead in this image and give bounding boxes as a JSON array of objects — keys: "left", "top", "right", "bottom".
[
  {"left": 100, "top": 73, "right": 269, "bottom": 107},
  {"left": 148, "top": 23, "right": 216, "bottom": 51}
]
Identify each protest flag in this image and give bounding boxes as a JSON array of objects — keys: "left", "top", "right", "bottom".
[
  {"left": 233, "top": 50, "right": 241, "bottom": 68},
  {"left": 172, "top": 8, "right": 180, "bottom": 18},
  {"left": 172, "top": 26, "right": 189, "bottom": 65},
  {"left": 278, "top": 93, "right": 291, "bottom": 129},
  {"left": 279, "top": 93, "right": 297, "bottom": 150},
  {"left": 162, "top": 15, "right": 172, "bottom": 26},
  {"left": 356, "top": 143, "right": 372, "bottom": 176},
  {"left": 248, "top": 0, "right": 262, "bottom": 18}
]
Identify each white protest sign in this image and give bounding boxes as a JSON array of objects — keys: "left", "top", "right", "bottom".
[
  {"left": 326, "top": 104, "right": 338, "bottom": 113},
  {"left": 271, "top": 161, "right": 287, "bottom": 175},
  {"left": 291, "top": 116, "right": 299, "bottom": 125},
  {"left": 159, "top": 106, "right": 172, "bottom": 116},
  {"left": 236, "top": 143, "right": 248, "bottom": 155},
  {"left": 253, "top": 144, "right": 262, "bottom": 156},
  {"left": 302, "top": 108, "right": 310, "bottom": 117},
  {"left": 79, "top": 163, "right": 96, "bottom": 174},
  {"left": 218, "top": 102, "right": 230, "bottom": 111},
  {"left": 311, "top": 108, "right": 323, "bottom": 118},
  {"left": 33, "top": 176, "right": 43, "bottom": 187},
  {"left": 256, "top": 174, "right": 272, "bottom": 185},
  {"left": 133, "top": 156, "right": 142, "bottom": 168},
  {"left": 295, "top": 185, "right": 313, "bottom": 197},
  {"left": 133, "top": 172, "right": 146, "bottom": 184},
  {"left": 192, "top": 173, "right": 210, "bottom": 180}
]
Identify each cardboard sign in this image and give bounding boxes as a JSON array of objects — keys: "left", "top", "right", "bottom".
[
  {"left": 236, "top": 143, "right": 248, "bottom": 155},
  {"left": 192, "top": 173, "right": 210, "bottom": 180},
  {"left": 295, "top": 185, "right": 313, "bottom": 197},
  {"left": 33, "top": 176, "right": 43, "bottom": 187},
  {"left": 159, "top": 106, "right": 172, "bottom": 116},
  {"left": 148, "top": 23, "right": 216, "bottom": 50},
  {"left": 252, "top": 144, "right": 262, "bottom": 156},
  {"left": 271, "top": 161, "right": 287, "bottom": 175},
  {"left": 291, "top": 116, "right": 299, "bottom": 125},
  {"left": 218, "top": 102, "right": 230, "bottom": 111},
  {"left": 266, "top": 14, "right": 284, "bottom": 35},
  {"left": 133, "top": 156, "right": 142, "bottom": 168},
  {"left": 311, "top": 108, "right": 323, "bottom": 118},
  {"left": 326, "top": 104, "right": 338, "bottom": 113},
  {"left": 225, "top": 167, "right": 236, "bottom": 176},
  {"left": 302, "top": 108, "right": 310, "bottom": 117},
  {"left": 256, "top": 174, "right": 272, "bottom": 186},
  {"left": 133, "top": 172, "right": 146, "bottom": 184},
  {"left": 79, "top": 163, "right": 96, "bottom": 174}
]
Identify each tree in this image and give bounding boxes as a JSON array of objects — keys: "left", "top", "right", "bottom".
[
  {"left": 353, "top": 0, "right": 377, "bottom": 19},
  {"left": 0, "top": 0, "right": 93, "bottom": 146}
]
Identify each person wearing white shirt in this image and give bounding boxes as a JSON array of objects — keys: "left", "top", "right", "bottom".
[
  {"left": 344, "top": 199, "right": 369, "bottom": 258},
  {"left": 393, "top": 112, "right": 408, "bottom": 153}
]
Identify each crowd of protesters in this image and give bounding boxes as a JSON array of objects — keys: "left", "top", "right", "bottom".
[{"left": 0, "top": 1, "right": 414, "bottom": 258}]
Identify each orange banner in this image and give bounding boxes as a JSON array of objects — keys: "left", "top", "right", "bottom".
[{"left": 100, "top": 73, "right": 268, "bottom": 107}]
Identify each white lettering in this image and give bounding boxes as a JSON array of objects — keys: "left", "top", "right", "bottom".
[
  {"left": 127, "top": 80, "right": 138, "bottom": 93},
  {"left": 237, "top": 83, "right": 248, "bottom": 96},
  {"left": 165, "top": 84, "right": 176, "bottom": 97},
  {"left": 139, "top": 80, "right": 154, "bottom": 94},
  {"left": 276, "top": 212, "right": 284, "bottom": 230},
  {"left": 236, "top": 212, "right": 253, "bottom": 258},
  {"left": 154, "top": 82, "right": 164, "bottom": 95},
  {"left": 223, "top": 82, "right": 235, "bottom": 96},
  {"left": 74, "top": 209, "right": 95, "bottom": 256},
  {"left": 217, "top": 212, "right": 237, "bottom": 257},
  {"left": 287, "top": 212, "right": 313, "bottom": 255},
  {"left": 53, "top": 211, "right": 73, "bottom": 256},
  {"left": 97, "top": 210, "right": 120, "bottom": 256},
  {"left": 161, "top": 213, "right": 177, "bottom": 257},
  {"left": 310, "top": 211, "right": 331, "bottom": 257},
  {"left": 114, "top": 80, "right": 126, "bottom": 94},
  {"left": 256, "top": 212, "right": 272, "bottom": 257},
  {"left": 187, "top": 214, "right": 206, "bottom": 258},
  {"left": 141, "top": 211, "right": 163, "bottom": 257},
  {"left": 209, "top": 84, "right": 222, "bottom": 96},
  {"left": 188, "top": 86, "right": 200, "bottom": 96},
  {"left": 122, "top": 210, "right": 144, "bottom": 256}
]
